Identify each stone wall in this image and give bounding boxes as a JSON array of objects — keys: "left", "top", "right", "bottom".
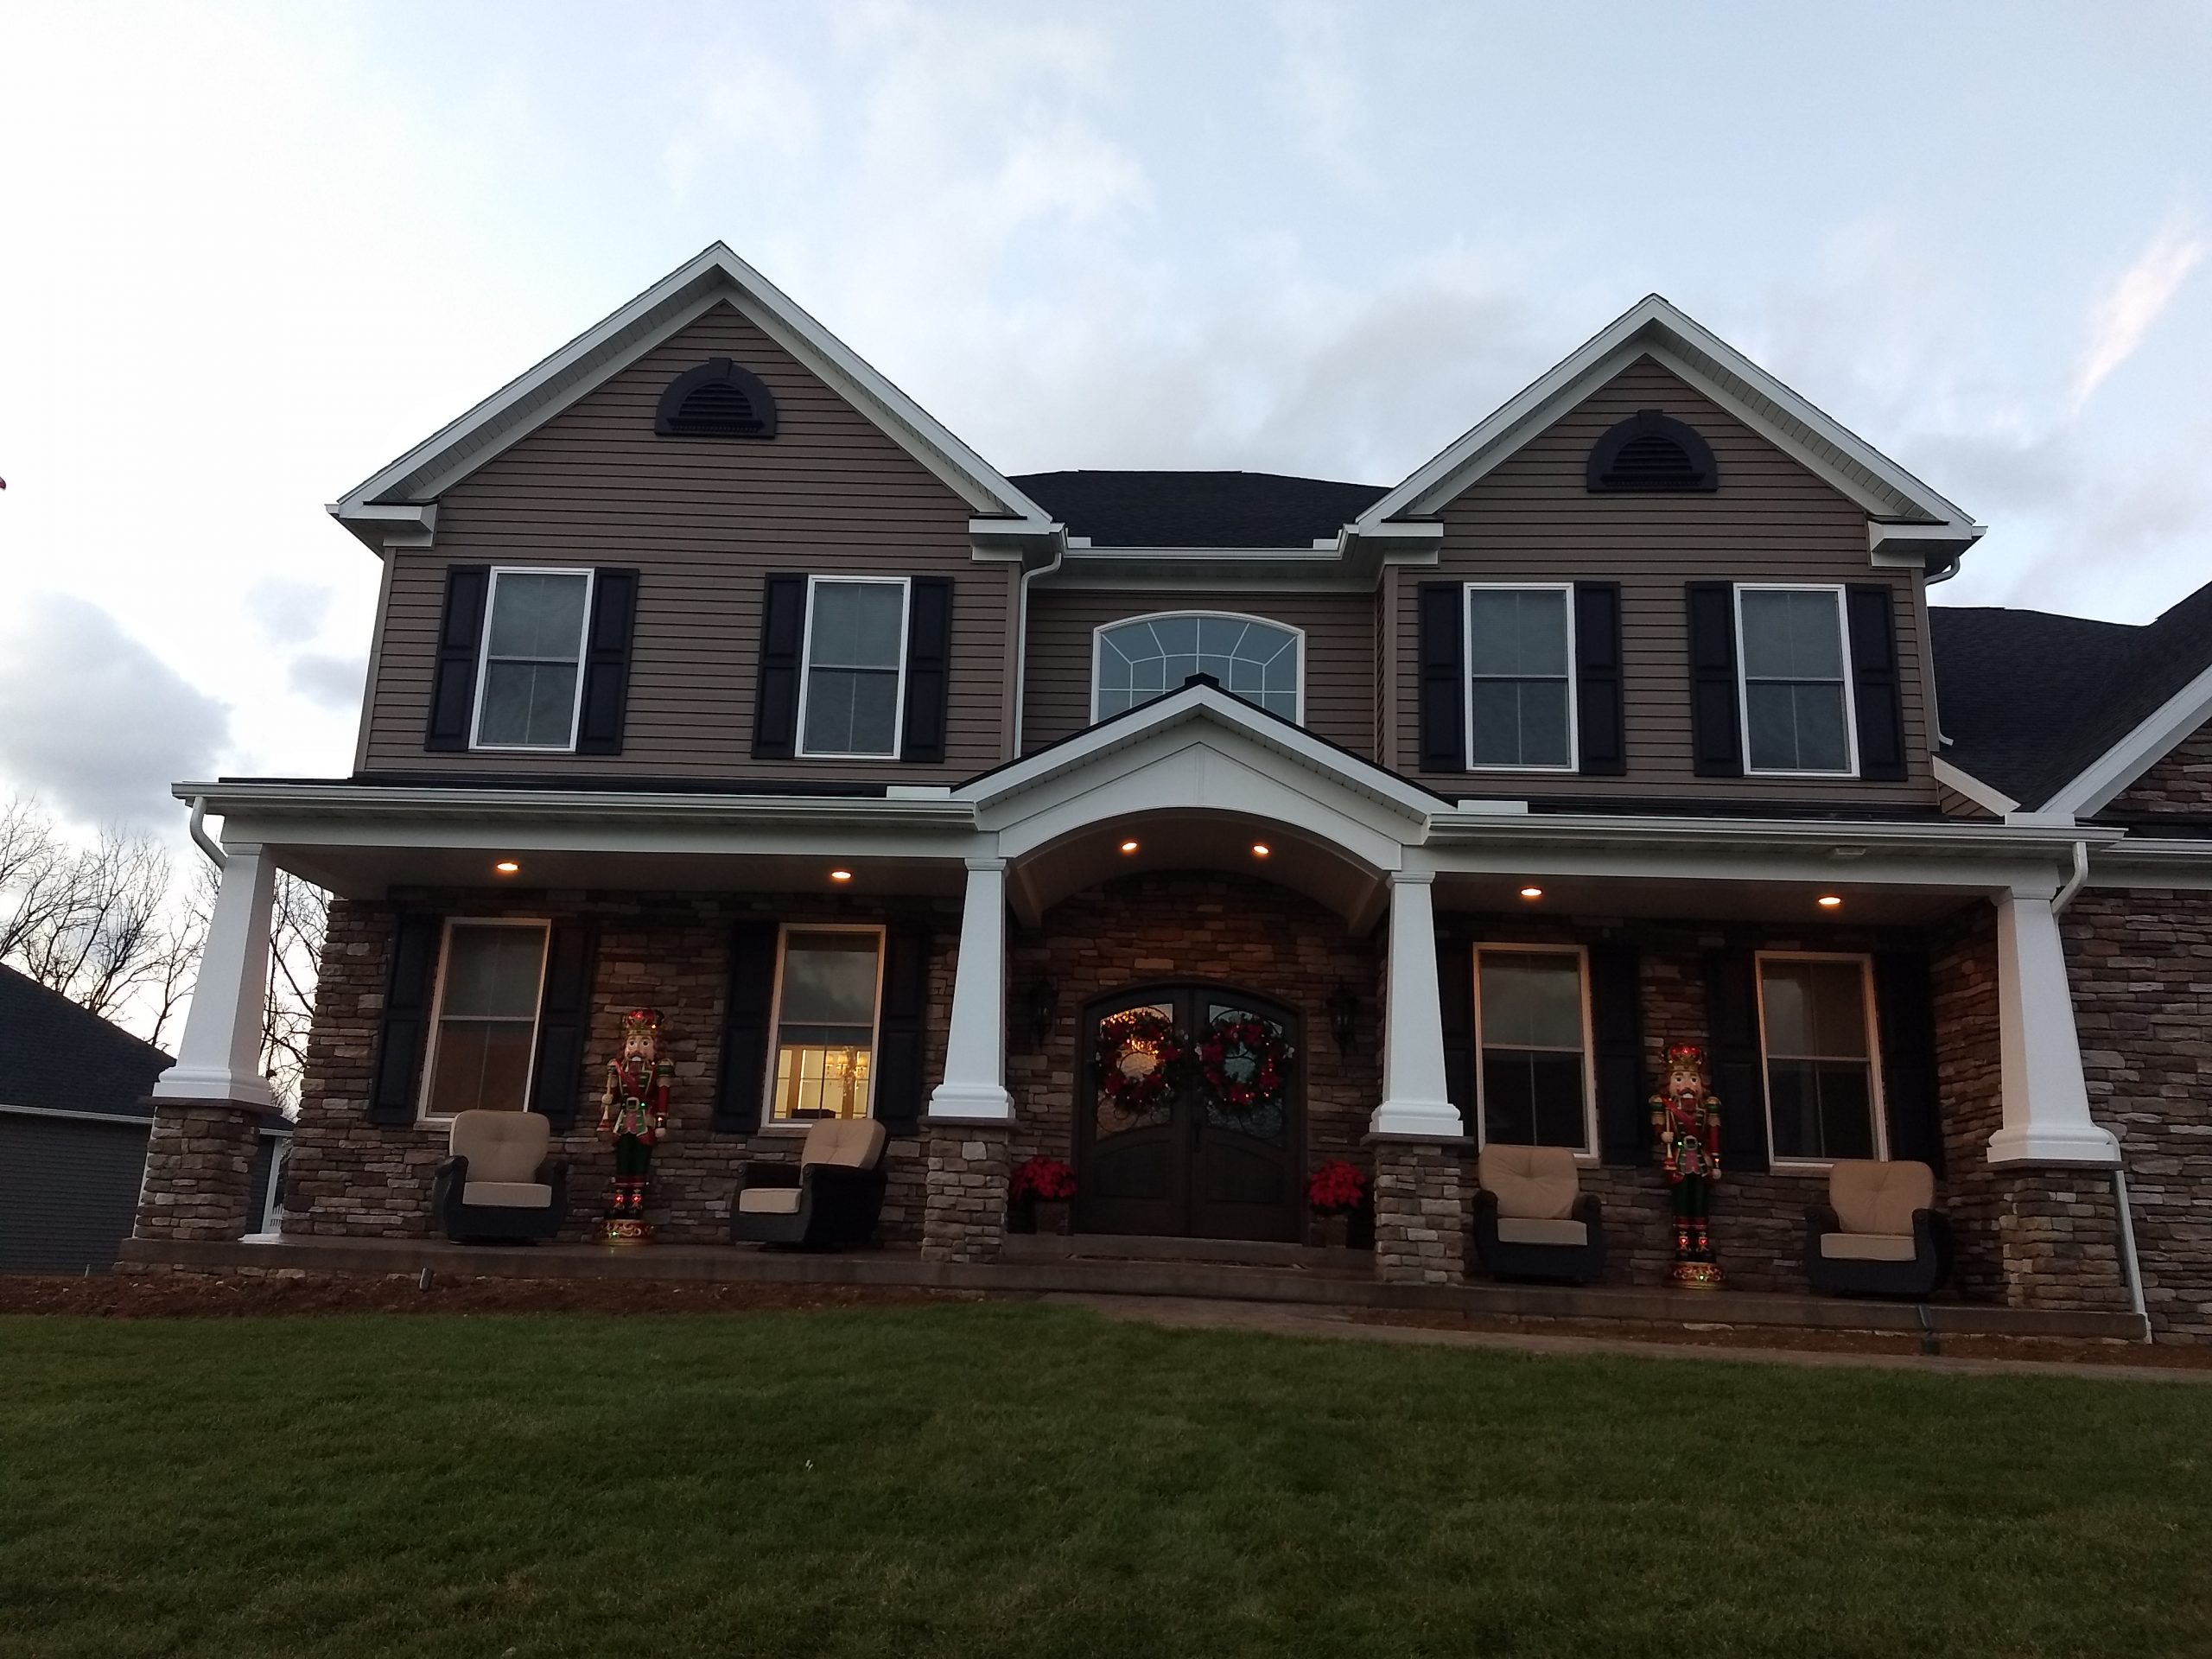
[
  {"left": 132, "top": 1101, "right": 260, "bottom": 1242},
  {"left": 285, "top": 889, "right": 958, "bottom": 1247},
  {"left": 920, "top": 1122, "right": 1012, "bottom": 1262},
  {"left": 2065, "top": 887, "right": 2212, "bottom": 1340},
  {"left": 1371, "top": 1139, "right": 1465, "bottom": 1284},
  {"left": 2102, "top": 721, "right": 2212, "bottom": 817}
]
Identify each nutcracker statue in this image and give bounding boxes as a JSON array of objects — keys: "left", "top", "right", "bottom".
[
  {"left": 598, "top": 1007, "right": 672, "bottom": 1245},
  {"left": 1650, "top": 1043, "right": 1724, "bottom": 1287}
]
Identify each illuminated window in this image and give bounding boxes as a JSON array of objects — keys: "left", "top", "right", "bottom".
[{"left": 769, "top": 927, "right": 884, "bottom": 1122}]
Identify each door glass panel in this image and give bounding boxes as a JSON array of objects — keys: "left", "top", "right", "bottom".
[
  {"left": 1199, "top": 1001, "right": 1289, "bottom": 1142},
  {"left": 1096, "top": 1003, "right": 1175, "bottom": 1137}
]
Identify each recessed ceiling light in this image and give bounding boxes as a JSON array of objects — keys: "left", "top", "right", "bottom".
[
  {"left": 1120, "top": 839, "right": 1140, "bottom": 855},
  {"left": 830, "top": 869, "right": 854, "bottom": 884},
  {"left": 1250, "top": 842, "right": 1271, "bottom": 858},
  {"left": 1519, "top": 886, "right": 1543, "bottom": 900},
  {"left": 493, "top": 861, "right": 520, "bottom": 875},
  {"left": 1817, "top": 894, "right": 1843, "bottom": 909}
]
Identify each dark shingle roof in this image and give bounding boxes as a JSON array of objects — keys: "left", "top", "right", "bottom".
[
  {"left": 1932, "top": 580, "right": 2212, "bottom": 810},
  {"left": 1012, "top": 470, "right": 1388, "bottom": 549},
  {"left": 0, "top": 964, "right": 171, "bottom": 1118}
]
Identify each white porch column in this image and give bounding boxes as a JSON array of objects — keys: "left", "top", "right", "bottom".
[
  {"left": 929, "top": 856, "right": 1013, "bottom": 1122},
  {"left": 1371, "top": 870, "right": 1464, "bottom": 1140},
  {"left": 1987, "top": 888, "right": 2118, "bottom": 1166},
  {"left": 152, "top": 843, "right": 276, "bottom": 1109}
]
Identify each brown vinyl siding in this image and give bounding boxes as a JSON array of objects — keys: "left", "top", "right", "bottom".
[
  {"left": 360, "top": 302, "right": 1014, "bottom": 780},
  {"left": 1021, "top": 589, "right": 1377, "bottom": 755},
  {"left": 1391, "top": 357, "right": 1938, "bottom": 806}
]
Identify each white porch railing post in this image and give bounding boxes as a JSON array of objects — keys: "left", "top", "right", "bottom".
[
  {"left": 1370, "top": 870, "right": 1464, "bottom": 1140},
  {"left": 153, "top": 842, "right": 276, "bottom": 1108},
  {"left": 1988, "top": 888, "right": 2118, "bottom": 1166},
  {"left": 929, "top": 856, "right": 1013, "bottom": 1122}
]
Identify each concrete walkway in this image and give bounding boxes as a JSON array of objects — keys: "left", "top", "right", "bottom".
[{"left": 1047, "top": 1293, "right": 2212, "bottom": 1383}]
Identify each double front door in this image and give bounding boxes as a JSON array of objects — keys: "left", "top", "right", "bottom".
[{"left": 1073, "top": 984, "right": 1302, "bottom": 1243}]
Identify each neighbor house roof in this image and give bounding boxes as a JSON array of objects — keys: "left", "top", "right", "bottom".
[
  {"left": 0, "top": 965, "right": 171, "bottom": 1118},
  {"left": 1013, "top": 470, "right": 1389, "bottom": 549}
]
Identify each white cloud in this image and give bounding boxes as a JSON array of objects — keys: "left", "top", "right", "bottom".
[
  {"left": 287, "top": 653, "right": 367, "bottom": 712},
  {"left": 0, "top": 595, "right": 229, "bottom": 830},
  {"left": 247, "top": 579, "right": 334, "bottom": 645},
  {"left": 2071, "top": 213, "right": 2205, "bottom": 412}
]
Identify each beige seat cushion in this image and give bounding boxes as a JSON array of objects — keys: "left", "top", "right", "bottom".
[
  {"left": 1496, "top": 1217, "right": 1588, "bottom": 1249},
  {"left": 1829, "top": 1160, "right": 1935, "bottom": 1236},
  {"left": 801, "top": 1117, "right": 887, "bottom": 1172},
  {"left": 1479, "top": 1144, "right": 1580, "bottom": 1221},
  {"left": 737, "top": 1186, "right": 804, "bottom": 1217},
  {"left": 450, "top": 1110, "right": 550, "bottom": 1185},
  {"left": 462, "top": 1180, "right": 553, "bottom": 1209},
  {"left": 1820, "top": 1231, "right": 1919, "bottom": 1263}
]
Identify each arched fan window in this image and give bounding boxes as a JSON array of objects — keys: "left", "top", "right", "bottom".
[
  {"left": 1586, "top": 409, "right": 1718, "bottom": 493},
  {"left": 1092, "top": 613, "right": 1303, "bottom": 722},
  {"left": 654, "top": 358, "right": 779, "bottom": 439}
]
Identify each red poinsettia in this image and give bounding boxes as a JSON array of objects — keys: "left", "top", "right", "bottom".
[
  {"left": 1011, "top": 1155, "right": 1077, "bottom": 1203},
  {"left": 1306, "top": 1158, "right": 1367, "bottom": 1216}
]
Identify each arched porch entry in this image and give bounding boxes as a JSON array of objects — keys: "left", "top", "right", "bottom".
[{"left": 1077, "top": 981, "right": 1304, "bottom": 1242}]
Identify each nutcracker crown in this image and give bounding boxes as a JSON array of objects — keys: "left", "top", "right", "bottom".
[
  {"left": 1665, "top": 1044, "right": 1705, "bottom": 1064},
  {"left": 622, "top": 1007, "right": 664, "bottom": 1039}
]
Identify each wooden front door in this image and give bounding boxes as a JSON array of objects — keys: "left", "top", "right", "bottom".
[{"left": 1074, "top": 985, "right": 1303, "bottom": 1242}]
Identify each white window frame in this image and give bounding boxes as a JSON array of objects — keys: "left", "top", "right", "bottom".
[
  {"left": 762, "top": 921, "right": 889, "bottom": 1130},
  {"left": 468, "top": 566, "right": 596, "bottom": 753},
  {"left": 1462, "top": 582, "right": 1579, "bottom": 773},
  {"left": 794, "top": 575, "right": 912, "bottom": 761},
  {"left": 1088, "top": 610, "right": 1307, "bottom": 725},
  {"left": 1752, "top": 950, "right": 1887, "bottom": 1168},
  {"left": 416, "top": 917, "right": 552, "bottom": 1125},
  {"left": 1470, "top": 942, "right": 1599, "bottom": 1160},
  {"left": 1732, "top": 582, "right": 1859, "bottom": 779}
]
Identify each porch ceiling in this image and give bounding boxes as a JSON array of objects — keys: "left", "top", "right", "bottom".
[
  {"left": 260, "top": 843, "right": 969, "bottom": 903},
  {"left": 1431, "top": 870, "right": 1986, "bottom": 927}
]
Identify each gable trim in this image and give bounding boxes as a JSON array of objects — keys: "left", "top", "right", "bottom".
[
  {"left": 2044, "top": 657, "right": 2212, "bottom": 820},
  {"left": 1931, "top": 754, "right": 2019, "bottom": 817}
]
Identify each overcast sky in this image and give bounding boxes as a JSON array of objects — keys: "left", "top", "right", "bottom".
[{"left": 2, "top": 0, "right": 2207, "bottom": 838}]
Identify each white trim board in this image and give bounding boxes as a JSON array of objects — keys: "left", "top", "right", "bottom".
[
  {"left": 1932, "top": 755, "right": 2019, "bottom": 817},
  {"left": 2044, "top": 657, "right": 2212, "bottom": 819}
]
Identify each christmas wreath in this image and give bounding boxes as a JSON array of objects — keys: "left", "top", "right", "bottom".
[
  {"left": 1198, "top": 1013, "right": 1294, "bottom": 1111},
  {"left": 1095, "top": 1007, "right": 1187, "bottom": 1115}
]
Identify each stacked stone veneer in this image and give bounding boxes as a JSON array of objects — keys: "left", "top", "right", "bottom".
[
  {"left": 2063, "top": 887, "right": 2212, "bottom": 1340},
  {"left": 920, "top": 1122, "right": 1012, "bottom": 1262},
  {"left": 133, "top": 1101, "right": 261, "bottom": 1241},
  {"left": 1371, "top": 1140, "right": 1465, "bottom": 1283},
  {"left": 283, "top": 889, "right": 957, "bottom": 1247}
]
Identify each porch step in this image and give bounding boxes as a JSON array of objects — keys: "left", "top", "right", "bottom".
[{"left": 1001, "top": 1232, "right": 1369, "bottom": 1274}]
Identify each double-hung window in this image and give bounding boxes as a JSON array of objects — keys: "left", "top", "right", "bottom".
[
  {"left": 1465, "top": 585, "right": 1575, "bottom": 770},
  {"left": 420, "top": 919, "right": 550, "bottom": 1120},
  {"left": 1735, "top": 585, "right": 1856, "bottom": 775},
  {"left": 798, "top": 577, "right": 909, "bottom": 759},
  {"left": 768, "top": 926, "right": 886, "bottom": 1122},
  {"left": 1473, "top": 945, "right": 1595, "bottom": 1153},
  {"left": 1092, "top": 613, "right": 1303, "bottom": 721},
  {"left": 1757, "top": 954, "right": 1883, "bottom": 1162},
  {"left": 473, "top": 569, "right": 594, "bottom": 749}
]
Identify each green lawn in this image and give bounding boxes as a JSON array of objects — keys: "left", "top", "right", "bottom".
[{"left": 1, "top": 1302, "right": 2207, "bottom": 1658}]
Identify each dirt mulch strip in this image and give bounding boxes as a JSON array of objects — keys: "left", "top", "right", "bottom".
[{"left": 0, "top": 1274, "right": 962, "bottom": 1319}]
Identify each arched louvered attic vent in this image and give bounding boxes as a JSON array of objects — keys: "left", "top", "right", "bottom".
[
  {"left": 1586, "top": 409, "right": 1718, "bottom": 493},
  {"left": 654, "top": 358, "right": 779, "bottom": 439}
]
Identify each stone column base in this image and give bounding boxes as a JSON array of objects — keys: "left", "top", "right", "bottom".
[
  {"left": 921, "top": 1119, "right": 1013, "bottom": 1264},
  {"left": 1369, "top": 1135, "right": 1468, "bottom": 1285},
  {"left": 1989, "top": 1166, "right": 2132, "bottom": 1313},
  {"left": 131, "top": 1098, "right": 262, "bottom": 1243}
]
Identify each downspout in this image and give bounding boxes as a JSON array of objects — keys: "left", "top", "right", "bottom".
[
  {"left": 1009, "top": 533, "right": 1065, "bottom": 760},
  {"left": 188, "top": 796, "right": 227, "bottom": 872},
  {"left": 2050, "top": 838, "right": 2152, "bottom": 1342}
]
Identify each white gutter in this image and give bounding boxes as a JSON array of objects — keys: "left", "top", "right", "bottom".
[{"left": 172, "top": 780, "right": 980, "bottom": 832}]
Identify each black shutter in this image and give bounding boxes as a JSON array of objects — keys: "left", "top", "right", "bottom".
[
  {"left": 575, "top": 569, "right": 639, "bottom": 754},
  {"left": 527, "top": 923, "right": 599, "bottom": 1130},
  {"left": 713, "top": 921, "right": 779, "bottom": 1132},
  {"left": 1418, "top": 582, "right": 1465, "bottom": 772},
  {"left": 899, "top": 578, "right": 953, "bottom": 765},
  {"left": 1873, "top": 952, "right": 1943, "bottom": 1173},
  {"left": 367, "top": 913, "right": 442, "bottom": 1124},
  {"left": 1435, "top": 918, "right": 1475, "bottom": 1128},
  {"left": 424, "top": 566, "right": 489, "bottom": 752},
  {"left": 1573, "top": 582, "right": 1626, "bottom": 776},
  {"left": 1589, "top": 944, "right": 1648, "bottom": 1165},
  {"left": 1847, "top": 584, "right": 1909, "bottom": 782},
  {"left": 1703, "top": 949, "right": 1770, "bottom": 1173},
  {"left": 1686, "top": 582, "right": 1742, "bottom": 778},
  {"left": 872, "top": 925, "right": 932, "bottom": 1134},
  {"left": 752, "top": 575, "right": 808, "bottom": 760}
]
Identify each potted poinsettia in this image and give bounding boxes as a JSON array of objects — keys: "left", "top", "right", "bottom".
[
  {"left": 1306, "top": 1159, "right": 1367, "bottom": 1251},
  {"left": 1011, "top": 1155, "right": 1077, "bottom": 1236}
]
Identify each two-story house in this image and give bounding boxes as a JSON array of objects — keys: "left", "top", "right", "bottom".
[{"left": 129, "top": 245, "right": 2212, "bottom": 1339}]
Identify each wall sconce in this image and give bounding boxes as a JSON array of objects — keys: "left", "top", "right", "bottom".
[
  {"left": 1023, "top": 977, "right": 1058, "bottom": 1051},
  {"left": 1327, "top": 983, "right": 1361, "bottom": 1055}
]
